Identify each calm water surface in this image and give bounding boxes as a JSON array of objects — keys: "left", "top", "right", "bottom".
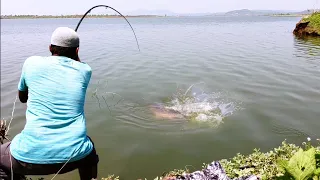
[{"left": 1, "top": 16, "right": 320, "bottom": 179}]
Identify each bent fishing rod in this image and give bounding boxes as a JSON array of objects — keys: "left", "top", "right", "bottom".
[{"left": 75, "top": 5, "right": 140, "bottom": 52}]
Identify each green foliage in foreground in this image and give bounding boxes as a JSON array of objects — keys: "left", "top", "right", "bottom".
[
  {"left": 278, "top": 147, "right": 320, "bottom": 180},
  {"left": 217, "top": 140, "right": 320, "bottom": 180},
  {"left": 102, "top": 139, "right": 320, "bottom": 180},
  {"left": 302, "top": 12, "right": 320, "bottom": 32}
]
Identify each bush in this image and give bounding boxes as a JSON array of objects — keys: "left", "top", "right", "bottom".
[{"left": 302, "top": 12, "right": 320, "bottom": 30}]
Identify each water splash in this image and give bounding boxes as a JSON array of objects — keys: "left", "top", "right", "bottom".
[{"left": 160, "top": 84, "right": 239, "bottom": 125}]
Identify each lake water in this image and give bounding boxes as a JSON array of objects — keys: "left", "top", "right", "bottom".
[{"left": 1, "top": 16, "right": 320, "bottom": 179}]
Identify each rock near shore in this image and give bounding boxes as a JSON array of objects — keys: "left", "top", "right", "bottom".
[{"left": 293, "top": 21, "right": 320, "bottom": 37}]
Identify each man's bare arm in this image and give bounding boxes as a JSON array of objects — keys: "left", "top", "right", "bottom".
[{"left": 19, "top": 89, "right": 28, "bottom": 103}]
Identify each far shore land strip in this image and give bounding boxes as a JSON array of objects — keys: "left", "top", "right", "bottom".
[
  {"left": 0, "top": 13, "right": 307, "bottom": 19},
  {"left": 0, "top": 14, "right": 163, "bottom": 19}
]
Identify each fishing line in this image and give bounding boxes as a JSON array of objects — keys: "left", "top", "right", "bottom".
[
  {"left": 74, "top": 5, "right": 141, "bottom": 52},
  {"left": 6, "top": 96, "right": 18, "bottom": 136}
]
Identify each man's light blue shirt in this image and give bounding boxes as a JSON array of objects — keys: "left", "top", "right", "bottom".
[{"left": 11, "top": 56, "right": 93, "bottom": 164}]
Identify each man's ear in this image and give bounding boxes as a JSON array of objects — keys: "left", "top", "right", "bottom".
[{"left": 75, "top": 47, "right": 80, "bottom": 62}]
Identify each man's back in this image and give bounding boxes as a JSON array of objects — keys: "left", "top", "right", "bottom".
[{"left": 10, "top": 55, "right": 93, "bottom": 164}]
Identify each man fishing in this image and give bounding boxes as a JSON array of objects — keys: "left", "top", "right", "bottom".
[{"left": 0, "top": 27, "right": 99, "bottom": 180}]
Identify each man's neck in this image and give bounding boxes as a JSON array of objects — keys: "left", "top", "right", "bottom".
[{"left": 51, "top": 54, "right": 78, "bottom": 61}]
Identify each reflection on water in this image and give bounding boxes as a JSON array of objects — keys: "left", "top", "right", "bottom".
[{"left": 294, "top": 36, "right": 320, "bottom": 59}]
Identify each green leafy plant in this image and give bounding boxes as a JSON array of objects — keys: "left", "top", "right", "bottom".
[
  {"left": 277, "top": 148, "right": 317, "bottom": 180},
  {"left": 218, "top": 141, "right": 301, "bottom": 180}
]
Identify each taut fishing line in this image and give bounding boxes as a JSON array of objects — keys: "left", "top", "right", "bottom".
[
  {"left": 74, "top": 5, "right": 141, "bottom": 52},
  {"left": 75, "top": 5, "right": 141, "bottom": 117}
]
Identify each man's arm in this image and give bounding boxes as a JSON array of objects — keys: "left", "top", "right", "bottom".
[
  {"left": 18, "top": 89, "right": 28, "bottom": 103},
  {"left": 18, "top": 59, "right": 28, "bottom": 103}
]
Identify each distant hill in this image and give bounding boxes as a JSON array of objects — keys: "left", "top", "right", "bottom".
[
  {"left": 225, "top": 9, "right": 265, "bottom": 16},
  {"left": 222, "top": 9, "right": 319, "bottom": 16}
]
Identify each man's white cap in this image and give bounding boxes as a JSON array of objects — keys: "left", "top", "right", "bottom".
[{"left": 51, "top": 27, "right": 79, "bottom": 47}]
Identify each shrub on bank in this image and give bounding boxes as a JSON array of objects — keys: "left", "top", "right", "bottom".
[{"left": 302, "top": 12, "right": 320, "bottom": 32}]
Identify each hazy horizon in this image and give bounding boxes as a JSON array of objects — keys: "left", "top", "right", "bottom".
[{"left": 1, "top": 0, "right": 319, "bottom": 16}]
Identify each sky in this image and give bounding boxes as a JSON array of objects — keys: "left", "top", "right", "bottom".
[{"left": 1, "top": 0, "right": 319, "bottom": 15}]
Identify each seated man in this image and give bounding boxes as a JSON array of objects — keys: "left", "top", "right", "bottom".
[{"left": 0, "top": 27, "right": 99, "bottom": 180}]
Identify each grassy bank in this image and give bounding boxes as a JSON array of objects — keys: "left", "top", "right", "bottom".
[
  {"left": 294, "top": 12, "right": 320, "bottom": 36},
  {"left": 100, "top": 139, "right": 320, "bottom": 180},
  {"left": 302, "top": 12, "right": 320, "bottom": 33}
]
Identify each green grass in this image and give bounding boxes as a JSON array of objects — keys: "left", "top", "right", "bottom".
[{"left": 302, "top": 12, "right": 320, "bottom": 32}]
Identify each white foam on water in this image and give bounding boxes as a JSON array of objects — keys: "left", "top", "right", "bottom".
[{"left": 163, "top": 85, "right": 239, "bottom": 125}]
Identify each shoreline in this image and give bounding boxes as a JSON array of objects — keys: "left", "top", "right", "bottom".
[
  {"left": 270, "top": 14, "right": 305, "bottom": 17},
  {"left": 0, "top": 15, "right": 167, "bottom": 20}
]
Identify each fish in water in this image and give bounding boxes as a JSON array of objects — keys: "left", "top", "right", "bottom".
[
  {"left": 148, "top": 88, "right": 212, "bottom": 120},
  {"left": 149, "top": 85, "right": 237, "bottom": 122},
  {"left": 149, "top": 103, "right": 184, "bottom": 119}
]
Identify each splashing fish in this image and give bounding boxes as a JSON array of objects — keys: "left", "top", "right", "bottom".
[
  {"left": 149, "top": 103, "right": 185, "bottom": 119},
  {"left": 149, "top": 84, "right": 238, "bottom": 124}
]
